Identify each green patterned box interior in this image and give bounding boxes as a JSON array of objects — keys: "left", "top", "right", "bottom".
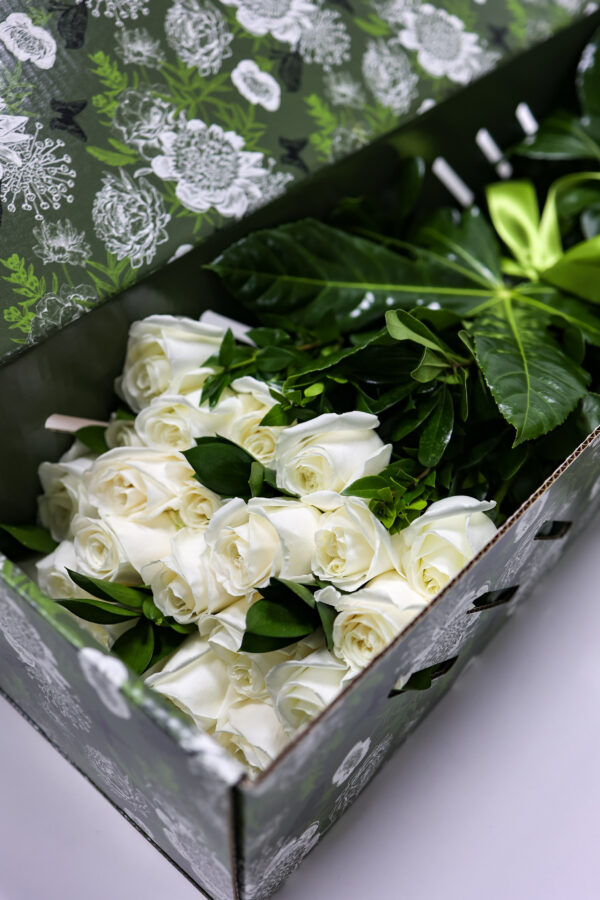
[{"left": 0, "top": 0, "right": 592, "bottom": 363}]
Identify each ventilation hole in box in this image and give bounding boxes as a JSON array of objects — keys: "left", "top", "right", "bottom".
[
  {"left": 534, "top": 520, "right": 572, "bottom": 540},
  {"left": 388, "top": 655, "right": 458, "bottom": 697},
  {"left": 466, "top": 585, "right": 519, "bottom": 615}
]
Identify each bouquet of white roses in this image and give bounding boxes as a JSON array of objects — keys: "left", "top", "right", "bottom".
[{"left": 18, "top": 312, "right": 498, "bottom": 776}]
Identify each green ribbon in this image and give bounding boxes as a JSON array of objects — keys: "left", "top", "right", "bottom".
[{"left": 486, "top": 172, "right": 600, "bottom": 304}]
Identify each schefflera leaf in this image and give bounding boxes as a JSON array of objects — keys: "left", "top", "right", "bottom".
[
  {"left": 207, "top": 218, "right": 494, "bottom": 332},
  {"left": 472, "top": 306, "right": 589, "bottom": 445}
]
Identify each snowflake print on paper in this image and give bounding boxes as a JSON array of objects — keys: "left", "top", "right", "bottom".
[
  {"left": 115, "top": 26, "right": 166, "bottom": 67},
  {"left": 297, "top": 7, "right": 351, "bottom": 69},
  {"left": 156, "top": 804, "right": 233, "bottom": 899},
  {"left": 0, "top": 14, "right": 57, "bottom": 70},
  {"left": 231, "top": 60, "right": 281, "bottom": 111},
  {"left": 0, "top": 122, "right": 76, "bottom": 220},
  {"left": 332, "top": 738, "right": 371, "bottom": 786},
  {"left": 329, "top": 734, "right": 392, "bottom": 822},
  {"left": 361, "top": 38, "right": 419, "bottom": 115},
  {"left": 397, "top": 5, "right": 500, "bottom": 85},
  {"left": 151, "top": 118, "right": 270, "bottom": 217},
  {"left": 111, "top": 88, "right": 177, "bottom": 158},
  {"left": 165, "top": 0, "right": 233, "bottom": 75},
  {"left": 218, "top": 0, "right": 318, "bottom": 46},
  {"left": 84, "top": 745, "right": 150, "bottom": 814},
  {"left": 92, "top": 169, "right": 170, "bottom": 268},
  {"left": 32, "top": 219, "right": 91, "bottom": 265},
  {"left": 324, "top": 71, "right": 366, "bottom": 108},
  {"left": 79, "top": 646, "right": 131, "bottom": 719},
  {"left": 83, "top": 0, "right": 150, "bottom": 27},
  {"left": 0, "top": 112, "right": 31, "bottom": 179},
  {"left": 27, "top": 283, "right": 96, "bottom": 345},
  {"left": 245, "top": 823, "right": 321, "bottom": 900}
]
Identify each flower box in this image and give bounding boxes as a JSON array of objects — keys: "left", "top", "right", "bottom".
[{"left": 1, "top": 8, "right": 600, "bottom": 900}]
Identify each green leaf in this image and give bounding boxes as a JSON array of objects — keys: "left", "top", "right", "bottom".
[
  {"left": 0, "top": 524, "right": 58, "bottom": 554},
  {"left": 65, "top": 569, "right": 148, "bottom": 609},
  {"left": 487, "top": 180, "right": 562, "bottom": 276},
  {"left": 260, "top": 577, "right": 317, "bottom": 609},
  {"left": 86, "top": 146, "right": 138, "bottom": 166},
  {"left": 418, "top": 387, "right": 454, "bottom": 466},
  {"left": 249, "top": 461, "right": 265, "bottom": 497},
  {"left": 472, "top": 304, "right": 589, "bottom": 444},
  {"left": 410, "top": 348, "right": 451, "bottom": 383},
  {"left": 386, "top": 309, "right": 465, "bottom": 361},
  {"left": 75, "top": 425, "right": 109, "bottom": 455},
  {"left": 207, "top": 219, "right": 494, "bottom": 333},
  {"left": 513, "top": 286, "right": 600, "bottom": 347},
  {"left": 218, "top": 328, "right": 236, "bottom": 368},
  {"left": 260, "top": 404, "right": 292, "bottom": 426},
  {"left": 542, "top": 235, "right": 600, "bottom": 304},
  {"left": 56, "top": 597, "right": 139, "bottom": 624},
  {"left": 240, "top": 632, "right": 300, "bottom": 653},
  {"left": 316, "top": 601, "right": 337, "bottom": 652},
  {"left": 513, "top": 111, "right": 600, "bottom": 162},
  {"left": 417, "top": 206, "right": 503, "bottom": 285},
  {"left": 577, "top": 35, "right": 600, "bottom": 120},
  {"left": 184, "top": 436, "right": 256, "bottom": 498},
  {"left": 112, "top": 619, "right": 155, "bottom": 675},
  {"left": 257, "top": 346, "right": 297, "bottom": 374},
  {"left": 244, "top": 597, "right": 316, "bottom": 639},
  {"left": 246, "top": 326, "right": 291, "bottom": 347}
]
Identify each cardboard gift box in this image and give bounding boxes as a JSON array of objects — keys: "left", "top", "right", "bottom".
[{"left": 1, "top": 4, "right": 600, "bottom": 898}]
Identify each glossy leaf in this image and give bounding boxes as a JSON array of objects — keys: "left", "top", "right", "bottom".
[
  {"left": 577, "top": 34, "right": 600, "bottom": 120},
  {"left": 184, "top": 436, "right": 256, "bottom": 498},
  {"left": 0, "top": 524, "right": 58, "bottom": 554},
  {"left": 472, "top": 306, "right": 589, "bottom": 444},
  {"left": 418, "top": 387, "right": 454, "bottom": 466},
  {"left": 56, "top": 597, "right": 139, "bottom": 624},
  {"left": 75, "top": 425, "right": 109, "bottom": 455},
  {"left": 317, "top": 601, "right": 337, "bottom": 652},
  {"left": 66, "top": 569, "right": 147, "bottom": 609},
  {"left": 244, "top": 597, "right": 316, "bottom": 639},
  {"left": 417, "top": 206, "right": 503, "bottom": 285},
  {"left": 208, "top": 219, "right": 496, "bottom": 332},
  {"left": 514, "top": 110, "right": 600, "bottom": 162},
  {"left": 112, "top": 619, "right": 155, "bottom": 675}
]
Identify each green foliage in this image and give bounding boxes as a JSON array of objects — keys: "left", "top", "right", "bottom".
[
  {"left": 89, "top": 51, "right": 129, "bottom": 123},
  {"left": 305, "top": 94, "right": 338, "bottom": 162},
  {"left": 0, "top": 60, "right": 35, "bottom": 115},
  {"left": 75, "top": 425, "right": 110, "bottom": 455},
  {"left": 0, "top": 524, "right": 58, "bottom": 554},
  {"left": 54, "top": 571, "right": 194, "bottom": 674},
  {"left": 240, "top": 578, "right": 338, "bottom": 653}
]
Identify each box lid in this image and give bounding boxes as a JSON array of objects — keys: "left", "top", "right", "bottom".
[{"left": 0, "top": 0, "right": 591, "bottom": 363}]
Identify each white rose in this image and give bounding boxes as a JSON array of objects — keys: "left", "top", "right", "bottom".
[
  {"left": 205, "top": 497, "right": 321, "bottom": 597},
  {"left": 179, "top": 480, "right": 221, "bottom": 530},
  {"left": 37, "top": 540, "right": 95, "bottom": 599},
  {"left": 248, "top": 496, "right": 321, "bottom": 581},
  {"left": 84, "top": 447, "right": 192, "bottom": 525},
  {"left": 36, "top": 541, "right": 133, "bottom": 649},
  {"left": 143, "top": 528, "right": 235, "bottom": 623},
  {"left": 217, "top": 376, "right": 282, "bottom": 464},
  {"left": 399, "top": 495, "right": 498, "bottom": 597},
  {"left": 105, "top": 414, "right": 146, "bottom": 449},
  {"left": 134, "top": 394, "right": 226, "bottom": 452},
  {"left": 38, "top": 455, "right": 95, "bottom": 541},
  {"left": 116, "top": 315, "right": 225, "bottom": 411},
  {"left": 72, "top": 514, "right": 172, "bottom": 581},
  {"left": 201, "top": 597, "right": 249, "bottom": 659},
  {"left": 266, "top": 648, "right": 349, "bottom": 734},
  {"left": 145, "top": 634, "right": 230, "bottom": 730},
  {"left": 214, "top": 690, "right": 290, "bottom": 775},
  {"left": 205, "top": 498, "right": 281, "bottom": 597},
  {"left": 316, "top": 572, "right": 429, "bottom": 671},
  {"left": 310, "top": 491, "right": 402, "bottom": 590},
  {"left": 274, "top": 411, "right": 391, "bottom": 496}
]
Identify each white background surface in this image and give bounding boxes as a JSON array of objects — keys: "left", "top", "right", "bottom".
[{"left": 1, "top": 514, "right": 600, "bottom": 900}]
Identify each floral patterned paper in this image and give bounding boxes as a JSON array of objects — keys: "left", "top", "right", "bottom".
[{"left": 0, "top": 0, "right": 588, "bottom": 363}]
